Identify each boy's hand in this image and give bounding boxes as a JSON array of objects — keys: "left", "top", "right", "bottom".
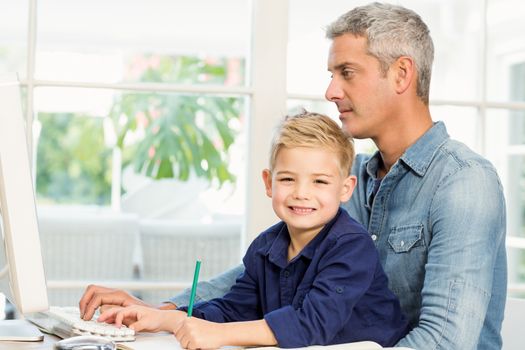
[
  {"left": 174, "top": 317, "right": 227, "bottom": 350},
  {"left": 98, "top": 305, "right": 186, "bottom": 333}
]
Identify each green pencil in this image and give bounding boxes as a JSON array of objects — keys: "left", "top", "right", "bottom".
[{"left": 187, "top": 260, "right": 201, "bottom": 317}]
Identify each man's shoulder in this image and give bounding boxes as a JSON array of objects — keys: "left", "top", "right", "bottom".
[{"left": 438, "top": 139, "right": 495, "bottom": 171}]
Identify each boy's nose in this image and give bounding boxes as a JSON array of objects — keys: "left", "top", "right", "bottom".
[{"left": 293, "top": 183, "right": 310, "bottom": 199}]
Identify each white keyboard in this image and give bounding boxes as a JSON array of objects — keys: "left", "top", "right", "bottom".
[{"left": 28, "top": 306, "right": 135, "bottom": 342}]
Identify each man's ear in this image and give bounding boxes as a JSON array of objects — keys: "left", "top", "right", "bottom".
[
  {"left": 340, "top": 175, "right": 357, "bottom": 203},
  {"left": 262, "top": 169, "right": 273, "bottom": 198},
  {"left": 391, "top": 56, "right": 415, "bottom": 95}
]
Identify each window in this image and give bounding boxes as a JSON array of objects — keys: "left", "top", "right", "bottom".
[{"left": 3, "top": 0, "right": 260, "bottom": 305}]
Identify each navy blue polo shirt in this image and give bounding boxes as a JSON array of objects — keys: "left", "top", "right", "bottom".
[{"left": 186, "top": 209, "right": 409, "bottom": 348}]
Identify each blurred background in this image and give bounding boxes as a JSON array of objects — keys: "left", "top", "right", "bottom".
[{"left": 0, "top": 0, "right": 524, "bottom": 305}]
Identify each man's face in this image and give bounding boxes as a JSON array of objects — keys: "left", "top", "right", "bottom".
[{"left": 325, "top": 34, "right": 396, "bottom": 140}]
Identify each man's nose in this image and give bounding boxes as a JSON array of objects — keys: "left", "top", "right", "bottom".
[{"left": 325, "top": 77, "right": 344, "bottom": 102}]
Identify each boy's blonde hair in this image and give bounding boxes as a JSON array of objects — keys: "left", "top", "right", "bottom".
[{"left": 269, "top": 111, "right": 355, "bottom": 176}]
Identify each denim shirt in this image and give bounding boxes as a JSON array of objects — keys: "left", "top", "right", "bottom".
[
  {"left": 171, "top": 122, "right": 507, "bottom": 350},
  {"left": 344, "top": 121, "right": 507, "bottom": 349},
  {"left": 178, "top": 209, "right": 408, "bottom": 348}
]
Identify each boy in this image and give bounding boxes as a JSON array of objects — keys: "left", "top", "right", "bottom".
[{"left": 99, "top": 112, "right": 408, "bottom": 349}]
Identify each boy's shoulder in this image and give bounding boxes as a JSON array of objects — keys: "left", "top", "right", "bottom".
[
  {"left": 327, "top": 208, "right": 370, "bottom": 241},
  {"left": 249, "top": 221, "right": 286, "bottom": 250}
]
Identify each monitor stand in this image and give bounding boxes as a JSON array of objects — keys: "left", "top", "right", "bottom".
[{"left": 0, "top": 319, "right": 44, "bottom": 341}]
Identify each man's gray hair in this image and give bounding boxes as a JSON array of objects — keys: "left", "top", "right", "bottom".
[{"left": 326, "top": 2, "right": 434, "bottom": 104}]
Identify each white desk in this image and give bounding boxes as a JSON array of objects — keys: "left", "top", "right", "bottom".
[
  {"left": 0, "top": 333, "right": 414, "bottom": 350},
  {"left": 0, "top": 333, "right": 59, "bottom": 350}
]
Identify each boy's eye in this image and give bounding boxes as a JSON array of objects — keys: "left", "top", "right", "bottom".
[
  {"left": 314, "top": 179, "right": 329, "bottom": 184},
  {"left": 278, "top": 177, "right": 294, "bottom": 182}
]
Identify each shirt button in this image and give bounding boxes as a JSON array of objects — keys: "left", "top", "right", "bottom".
[
  {"left": 371, "top": 234, "right": 377, "bottom": 241},
  {"left": 283, "top": 270, "right": 290, "bottom": 277},
  {"left": 335, "top": 286, "right": 344, "bottom": 294}
]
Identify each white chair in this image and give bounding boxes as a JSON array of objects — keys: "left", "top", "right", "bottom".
[
  {"left": 501, "top": 297, "right": 525, "bottom": 350},
  {"left": 38, "top": 207, "right": 140, "bottom": 306},
  {"left": 138, "top": 219, "right": 241, "bottom": 303}
]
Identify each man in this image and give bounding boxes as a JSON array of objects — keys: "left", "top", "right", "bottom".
[{"left": 80, "top": 3, "right": 507, "bottom": 349}]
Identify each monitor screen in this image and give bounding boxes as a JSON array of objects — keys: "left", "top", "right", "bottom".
[{"left": 0, "top": 74, "right": 49, "bottom": 319}]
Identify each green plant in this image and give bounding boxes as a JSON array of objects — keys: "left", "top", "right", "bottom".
[
  {"left": 111, "top": 55, "right": 242, "bottom": 185},
  {"left": 36, "top": 113, "right": 112, "bottom": 205}
]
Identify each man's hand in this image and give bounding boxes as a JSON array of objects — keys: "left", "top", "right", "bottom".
[
  {"left": 79, "top": 285, "right": 150, "bottom": 321},
  {"left": 98, "top": 305, "right": 186, "bottom": 333},
  {"left": 174, "top": 317, "right": 228, "bottom": 350}
]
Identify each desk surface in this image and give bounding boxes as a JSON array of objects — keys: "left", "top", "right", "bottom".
[
  {"left": 0, "top": 333, "right": 58, "bottom": 350},
  {"left": 0, "top": 333, "right": 413, "bottom": 350}
]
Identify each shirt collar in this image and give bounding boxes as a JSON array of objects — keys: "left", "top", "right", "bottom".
[
  {"left": 366, "top": 121, "right": 449, "bottom": 178},
  {"left": 400, "top": 121, "right": 449, "bottom": 176},
  {"left": 261, "top": 209, "right": 342, "bottom": 268}
]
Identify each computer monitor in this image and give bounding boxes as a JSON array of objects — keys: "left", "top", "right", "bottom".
[{"left": 0, "top": 73, "right": 49, "bottom": 340}]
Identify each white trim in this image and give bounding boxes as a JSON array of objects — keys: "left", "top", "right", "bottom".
[
  {"left": 46, "top": 280, "right": 190, "bottom": 291},
  {"left": 243, "top": 0, "right": 288, "bottom": 248},
  {"left": 25, "top": 0, "right": 37, "bottom": 163},
  {"left": 23, "top": 80, "right": 253, "bottom": 96},
  {"left": 507, "top": 236, "right": 525, "bottom": 249},
  {"left": 508, "top": 284, "right": 525, "bottom": 293},
  {"left": 506, "top": 145, "right": 525, "bottom": 155}
]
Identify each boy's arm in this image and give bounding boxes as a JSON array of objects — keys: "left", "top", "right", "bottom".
[
  {"left": 177, "top": 242, "right": 262, "bottom": 323},
  {"left": 168, "top": 263, "right": 245, "bottom": 307},
  {"left": 175, "top": 317, "right": 277, "bottom": 349}
]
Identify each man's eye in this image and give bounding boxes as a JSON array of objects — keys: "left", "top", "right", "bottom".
[{"left": 342, "top": 69, "right": 354, "bottom": 79}]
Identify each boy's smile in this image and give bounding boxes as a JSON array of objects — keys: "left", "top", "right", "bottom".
[{"left": 263, "top": 146, "right": 355, "bottom": 245}]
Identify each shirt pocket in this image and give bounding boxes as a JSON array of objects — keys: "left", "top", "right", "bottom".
[
  {"left": 385, "top": 224, "right": 427, "bottom": 295},
  {"left": 388, "top": 224, "right": 425, "bottom": 253}
]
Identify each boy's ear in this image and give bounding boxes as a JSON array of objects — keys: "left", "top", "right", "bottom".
[
  {"left": 340, "top": 175, "right": 357, "bottom": 203},
  {"left": 262, "top": 169, "right": 273, "bottom": 198}
]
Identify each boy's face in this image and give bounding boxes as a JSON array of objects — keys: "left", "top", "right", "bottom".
[{"left": 262, "top": 146, "right": 356, "bottom": 238}]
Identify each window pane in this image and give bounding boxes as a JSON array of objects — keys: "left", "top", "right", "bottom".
[
  {"left": 0, "top": 1, "right": 28, "bottom": 78},
  {"left": 287, "top": 0, "right": 483, "bottom": 101},
  {"left": 430, "top": 105, "right": 480, "bottom": 152},
  {"left": 35, "top": 0, "right": 249, "bottom": 85},
  {"left": 406, "top": 0, "right": 483, "bottom": 101},
  {"left": 34, "top": 86, "right": 247, "bottom": 218},
  {"left": 35, "top": 111, "right": 113, "bottom": 206},
  {"left": 485, "top": 109, "right": 525, "bottom": 238},
  {"left": 506, "top": 155, "right": 525, "bottom": 238},
  {"left": 486, "top": 0, "right": 525, "bottom": 102},
  {"left": 508, "top": 247, "right": 525, "bottom": 297},
  {"left": 287, "top": 0, "right": 371, "bottom": 96}
]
